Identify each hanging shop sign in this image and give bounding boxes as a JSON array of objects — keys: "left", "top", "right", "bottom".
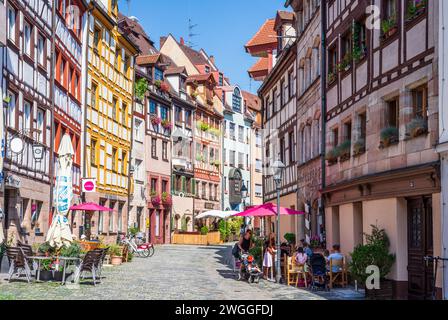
[{"left": 81, "top": 178, "right": 96, "bottom": 193}]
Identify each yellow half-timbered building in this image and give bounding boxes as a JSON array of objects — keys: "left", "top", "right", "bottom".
[{"left": 83, "top": 0, "right": 138, "bottom": 243}]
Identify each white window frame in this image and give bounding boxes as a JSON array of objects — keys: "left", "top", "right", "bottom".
[
  {"left": 7, "top": 91, "right": 16, "bottom": 128},
  {"left": 8, "top": 6, "right": 16, "bottom": 42},
  {"left": 23, "top": 101, "right": 32, "bottom": 132},
  {"left": 24, "top": 22, "right": 32, "bottom": 56},
  {"left": 37, "top": 35, "right": 45, "bottom": 66}
]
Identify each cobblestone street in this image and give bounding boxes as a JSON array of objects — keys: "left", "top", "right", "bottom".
[{"left": 0, "top": 244, "right": 364, "bottom": 300}]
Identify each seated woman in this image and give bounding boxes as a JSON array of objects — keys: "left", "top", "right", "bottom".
[{"left": 328, "top": 244, "right": 344, "bottom": 273}]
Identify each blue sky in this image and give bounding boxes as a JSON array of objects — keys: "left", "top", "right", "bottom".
[{"left": 119, "top": 0, "right": 289, "bottom": 94}]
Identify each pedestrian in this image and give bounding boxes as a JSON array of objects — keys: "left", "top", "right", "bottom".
[{"left": 263, "top": 233, "right": 275, "bottom": 281}]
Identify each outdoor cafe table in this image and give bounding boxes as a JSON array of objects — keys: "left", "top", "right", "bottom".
[{"left": 29, "top": 256, "right": 81, "bottom": 285}]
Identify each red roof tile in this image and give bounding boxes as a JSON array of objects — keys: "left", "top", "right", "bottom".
[
  {"left": 248, "top": 58, "right": 269, "bottom": 73},
  {"left": 245, "top": 19, "right": 277, "bottom": 49},
  {"left": 136, "top": 54, "right": 160, "bottom": 66},
  {"left": 242, "top": 90, "right": 261, "bottom": 112}
]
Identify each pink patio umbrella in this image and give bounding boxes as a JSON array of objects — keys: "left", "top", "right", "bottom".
[
  {"left": 233, "top": 203, "right": 304, "bottom": 217},
  {"left": 70, "top": 203, "right": 113, "bottom": 212}
]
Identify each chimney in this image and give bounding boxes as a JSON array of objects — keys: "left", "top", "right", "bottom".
[
  {"left": 210, "top": 55, "right": 215, "bottom": 65},
  {"left": 160, "top": 36, "right": 167, "bottom": 48},
  {"left": 180, "top": 37, "right": 185, "bottom": 45}
]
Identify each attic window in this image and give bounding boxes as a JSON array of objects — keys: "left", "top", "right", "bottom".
[{"left": 205, "top": 66, "right": 210, "bottom": 73}]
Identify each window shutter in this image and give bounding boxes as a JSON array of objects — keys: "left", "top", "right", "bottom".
[
  {"left": 181, "top": 176, "right": 186, "bottom": 193},
  {"left": 191, "top": 178, "right": 195, "bottom": 195}
]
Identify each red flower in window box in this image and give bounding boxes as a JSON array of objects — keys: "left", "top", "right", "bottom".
[
  {"left": 160, "top": 81, "right": 170, "bottom": 93},
  {"left": 161, "top": 192, "right": 172, "bottom": 206},
  {"left": 150, "top": 115, "right": 161, "bottom": 126},
  {"left": 151, "top": 195, "right": 161, "bottom": 207}
]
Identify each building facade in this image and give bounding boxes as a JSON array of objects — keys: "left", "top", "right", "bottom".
[
  {"left": 287, "top": 0, "right": 323, "bottom": 244},
  {"left": 83, "top": 0, "right": 138, "bottom": 244},
  {"left": 246, "top": 12, "right": 299, "bottom": 238},
  {"left": 322, "top": 0, "right": 440, "bottom": 299},
  {"left": 2, "top": 0, "right": 54, "bottom": 244}
]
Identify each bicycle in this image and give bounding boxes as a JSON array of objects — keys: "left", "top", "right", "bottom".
[{"left": 120, "top": 235, "right": 155, "bottom": 258}]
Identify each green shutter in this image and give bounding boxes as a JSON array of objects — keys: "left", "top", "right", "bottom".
[
  {"left": 181, "top": 176, "right": 186, "bottom": 193},
  {"left": 191, "top": 178, "right": 196, "bottom": 195},
  {"left": 172, "top": 174, "right": 176, "bottom": 193}
]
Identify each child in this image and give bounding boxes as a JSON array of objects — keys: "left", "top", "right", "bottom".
[{"left": 262, "top": 235, "right": 275, "bottom": 281}]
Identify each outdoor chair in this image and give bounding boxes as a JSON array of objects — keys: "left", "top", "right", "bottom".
[
  {"left": 73, "top": 250, "right": 103, "bottom": 286},
  {"left": 284, "top": 254, "right": 308, "bottom": 288},
  {"left": 18, "top": 242, "right": 38, "bottom": 271},
  {"left": 309, "top": 253, "right": 329, "bottom": 291},
  {"left": 5, "top": 246, "right": 33, "bottom": 283},
  {"left": 94, "top": 247, "right": 109, "bottom": 279},
  {"left": 328, "top": 257, "right": 348, "bottom": 289}
]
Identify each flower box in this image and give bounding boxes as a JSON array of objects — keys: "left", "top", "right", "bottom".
[
  {"left": 406, "top": 117, "right": 428, "bottom": 139},
  {"left": 151, "top": 195, "right": 161, "bottom": 207},
  {"left": 379, "top": 127, "right": 399, "bottom": 148}
]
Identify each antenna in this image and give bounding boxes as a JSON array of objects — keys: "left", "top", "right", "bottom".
[
  {"left": 126, "top": 0, "right": 131, "bottom": 16},
  {"left": 187, "top": 19, "right": 199, "bottom": 48}
]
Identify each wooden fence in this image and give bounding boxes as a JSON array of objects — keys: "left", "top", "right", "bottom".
[{"left": 172, "top": 231, "right": 222, "bottom": 245}]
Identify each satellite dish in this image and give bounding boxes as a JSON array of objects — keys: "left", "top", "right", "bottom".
[{"left": 10, "top": 137, "right": 24, "bottom": 154}]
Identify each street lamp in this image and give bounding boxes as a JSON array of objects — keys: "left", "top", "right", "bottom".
[
  {"left": 271, "top": 159, "right": 285, "bottom": 284},
  {"left": 240, "top": 181, "right": 249, "bottom": 229}
]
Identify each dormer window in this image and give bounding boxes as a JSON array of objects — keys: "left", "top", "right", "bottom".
[
  {"left": 180, "top": 76, "right": 186, "bottom": 92},
  {"left": 219, "top": 73, "right": 224, "bottom": 86},
  {"left": 205, "top": 66, "right": 210, "bottom": 73}
]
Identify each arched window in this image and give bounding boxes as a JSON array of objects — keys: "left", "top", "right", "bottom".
[{"left": 232, "top": 87, "right": 242, "bottom": 112}]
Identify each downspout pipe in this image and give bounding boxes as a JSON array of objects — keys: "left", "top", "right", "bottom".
[{"left": 320, "top": 0, "right": 327, "bottom": 246}]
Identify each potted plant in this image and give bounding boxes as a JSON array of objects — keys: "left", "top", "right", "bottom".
[
  {"left": 38, "top": 242, "right": 55, "bottom": 257},
  {"left": 161, "top": 119, "right": 172, "bottom": 131},
  {"left": 151, "top": 193, "right": 161, "bottom": 207},
  {"left": 284, "top": 233, "right": 296, "bottom": 246},
  {"left": 199, "top": 122, "right": 209, "bottom": 132},
  {"left": 407, "top": 0, "right": 426, "bottom": 21},
  {"left": 339, "top": 140, "right": 352, "bottom": 162},
  {"left": 212, "top": 160, "right": 221, "bottom": 167},
  {"left": 337, "top": 52, "right": 352, "bottom": 72},
  {"left": 325, "top": 147, "right": 340, "bottom": 165},
  {"left": 191, "top": 91, "right": 199, "bottom": 100},
  {"left": 406, "top": 117, "right": 428, "bottom": 138},
  {"left": 353, "top": 139, "right": 366, "bottom": 156},
  {"left": 154, "top": 80, "right": 162, "bottom": 89},
  {"left": 161, "top": 192, "right": 172, "bottom": 206},
  {"left": 150, "top": 115, "right": 161, "bottom": 127},
  {"left": 381, "top": 15, "right": 397, "bottom": 39},
  {"left": 3, "top": 96, "right": 11, "bottom": 104},
  {"left": 350, "top": 225, "right": 396, "bottom": 300},
  {"left": 160, "top": 81, "right": 170, "bottom": 93},
  {"left": 328, "top": 71, "right": 336, "bottom": 84},
  {"left": 109, "top": 244, "right": 123, "bottom": 266},
  {"left": 135, "top": 78, "right": 148, "bottom": 101},
  {"left": 39, "top": 258, "right": 54, "bottom": 281},
  {"left": 379, "top": 127, "right": 399, "bottom": 148}
]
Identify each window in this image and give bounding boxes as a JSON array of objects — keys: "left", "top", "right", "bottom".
[
  {"left": 117, "top": 203, "right": 123, "bottom": 233},
  {"left": 154, "top": 68, "right": 163, "bottom": 81},
  {"left": 121, "top": 102, "right": 127, "bottom": 125},
  {"left": 238, "top": 126, "right": 244, "bottom": 143},
  {"left": 289, "top": 131, "right": 295, "bottom": 163},
  {"left": 272, "top": 88, "right": 277, "bottom": 114},
  {"left": 383, "top": 0, "right": 397, "bottom": 20},
  {"left": 256, "top": 130, "right": 262, "bottom": 147},
  {"left": 328, "top": 45, "right": 337, "bottom": 74},
  {"left": 151, "top": 138, "right": 157, "bottom": 158},
  {"left": 205, "top": 66, "right": 210, "bottom": 73},
  {"left": 91, "top": 83, "right": 98, "bottom": 108},
  {"left": 151, "top": 178, "right": 158, "bottom": 193},
  {"left": 111, "top": 0, "right": 118, "bottom": 11},
  {"left": 162, "top": 141, "right": 168, "bottom": 160},
  {"left": 341, "top": 31, "right": 352, "bottom": 67},
  {"left": 36, "top": 108, "right": 44, "bottom": 143},
  {"left": 238, "top": 152, "right": 244, "bottom": 169},
  {"left": 74, "top": 74, "right": 79, "bottom": 99},
  {"left": 109, "top": 205, "right": 114, "bottom": 232},
  {"left": 332, "top": 127, "right": 339, "bottom": 148},
  {"left": 256, "top": 159, "right": 262, "bottom": 172},
  {"left": 359, "top": 113, "right": 367, "bottom": 140},
  {"left": 387, "top": 98, "right": 399, "bottom": 128},
  {"left": 209, "top": 184, "right": 213, "bottom": 200},
  {"left": 280, "top": 137, "right": 285, "bottom": 163},
  {"left": 160, "top": 106, "right": 168, "bottom": 120},
  {"left": 149, "top": 100, "right": 157, "bottom": 115},
  {"left": 4, "top": 91, "right": 16, "bottom": 128},
  {"left": 134, "top": 159, "right": 143, "bottom": 181},
  {"left": 123, "top": 54, "right": 130, "bottom": 76},
  {"left": 202, "top": 182, "right": 207, "bottom": 199},
  {"left": 343, "top": 121, "right": 352, "bottom": 145},
  {"left": 230, "top": 151, "right": 236, "bottom": 167},
  {"left": 122, "top": 151, "right": 127, "bottom": 175},
  {"left": 219, "top": 73, "right": 224, "bottom": 86},
  {"left": 288, "top": 70, "right": 294, "bottom": 98},
  {"left": 112, "top": 97, "right": 118, "bottom": 120},
  {"left": 185, "top": 110, "right": 192, "bottom": 127},
  {"left": 280, "top": 79, "right": 285, "bottom": 107},
  {"left": 354, "top": 20, "right": 367, "bottom": 58},
  {"left": 175, "top": 106, "right": 182, "bottom": 124},
  {"left": 94, "top": 27, "right": 101, "bottom": 50},
  {"left": 112, "top": 148, "right": 117, "bottom": 172},
  {"left": 230, "top": 123, "right": 236, "bottom": 140},
  {"left": 68, "top": 67, "right": 73, "bottom": 93},
  {"left": 37, "top": 35, "right": 45, "bottom": 66},
  {"left": 214, "top": 185, "right": 218, "bottom": 201},
  {"left": 412, "top": 85, "right": 428, "bottom": 120},
  {"left": 8, "top": 6, "right": 16, "bottom": 42},
  {"left": 114, "top": 46, "right": 121, "bottom": 70},
  {"left": 255, "top": 184, "right": 262, "bottom": 197},
  {"left": 265, "top": 97, "right": 270, "bottom": 119},
  {"left": 60, "top": 59, "right": 65, "bottom": 84},
  {"left": 23, "top": 101, "right": 32, "bottom": 132},
  {"left": 175, "top": 175, "right": 182, "bottom": 192},
  {"left": 24, "top": 22, "right": 32, "bottom": 56},
  {"left": 162, "top": 180, "right": 168, "bottom": 193},
  {"left": 134, "top": 119, "right": 143, "bottom": 141}
]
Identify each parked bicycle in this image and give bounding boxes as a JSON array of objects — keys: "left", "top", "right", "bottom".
[{"left": 120, "top": 234, "right": 155, "bottom": 258}]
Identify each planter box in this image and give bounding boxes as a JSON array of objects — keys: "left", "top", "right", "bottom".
[{"left": 39, "top": 271, "right": 54, "bottom": 282}]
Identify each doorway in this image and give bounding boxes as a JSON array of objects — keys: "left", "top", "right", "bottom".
[{"left": 407, "top": 197, "right": 434, "bottom": 300}]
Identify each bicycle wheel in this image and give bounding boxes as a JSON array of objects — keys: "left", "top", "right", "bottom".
[{"left": 147, "top": 246, "right": 155, "bottom": 257}]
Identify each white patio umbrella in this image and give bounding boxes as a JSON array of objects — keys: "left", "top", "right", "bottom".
[
  {"left": 195, "top": 210, "right": 239, "bottom": 220},
  {"left": 46, "top": 134, "right": 74, "bottom": 249},
  {"left": 0, "top": 221, "right": 4, "bottom": 244}
]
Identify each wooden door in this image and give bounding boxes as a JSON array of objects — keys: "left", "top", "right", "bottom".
[{"left": 407, "top": 197, "right": 434, "bottom": 300}]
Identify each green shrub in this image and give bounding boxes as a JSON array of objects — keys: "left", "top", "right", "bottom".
[
  {"left": 284, "top": 233, "right": 296, "bottom": 244},
  {"left": 109, "top": 244, "right": 123, "bottom": 257},
  {"left": 200, "top": 226, "right": 209, "bottom": 235},
  {"left": 350, "top": 225, "right": 396, "bottom": 284},
  {"left": 38, "top": 242, "right": 55, "bottom": 256},
  {"left": 60, "top": 243, "right": 82, "bottom": 258}
]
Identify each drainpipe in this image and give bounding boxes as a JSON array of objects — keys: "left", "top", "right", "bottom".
[
  {"left": 320, "top": 1, "right": 327, "bottom": 246},
  {"left": 48, "top": 0, "right": 57, "bottom": 227}
]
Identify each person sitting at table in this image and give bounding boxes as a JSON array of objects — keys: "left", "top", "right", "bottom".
[
  {"left": 328, "top": 244, "right": 344, "bottom": 273},
  {"left": 295, "top": 247, "right": 308, "bottom": 266},
  {"left": 303, "top": 242, "right": 313, "bottom": 258}
]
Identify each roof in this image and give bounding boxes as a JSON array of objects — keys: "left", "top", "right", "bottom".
[
  {"left": 242, "top": 91, "right": 261, "bottom": 112},
  {"left": 245, "top": 19, "right": 277, "bottom": 50},
  {"left": 186, "top": 73, "right": 216, "bottom": 83},
  {"left": 136, "top": 54, "right": 160, "bottom": 66},
  {"left": 118, "top": 13, "right": 157, "bottom": 55},
  {"left": 277, "top": 10, "right": 294, "bottom": 21},
  {"left": 248, "top": 58, "right": 269, "bottom": 73},
  {"left": 178, "top": 41, "right": 209, "bottom": 66},
  {"left": 165, "top": 66, "right": 187, "bottom": 76}
]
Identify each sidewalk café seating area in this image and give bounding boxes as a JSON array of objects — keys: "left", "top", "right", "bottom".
[{"left": 2, "top": 241, "right": 115, "bottom": 286}]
